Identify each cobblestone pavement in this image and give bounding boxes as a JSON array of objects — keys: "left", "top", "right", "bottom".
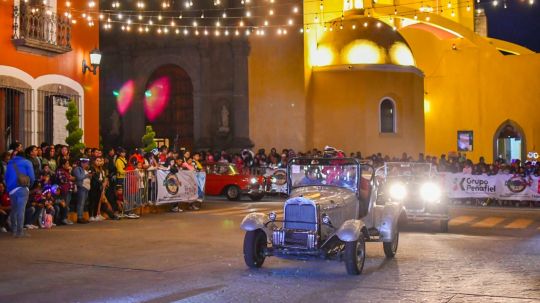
[{"left": 0, "top": 198, "right": 538, "bottom": 303}]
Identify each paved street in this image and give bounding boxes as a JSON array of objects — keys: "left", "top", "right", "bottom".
[{"left": 1, "top": 198, "right": 539, "bottom": 303}]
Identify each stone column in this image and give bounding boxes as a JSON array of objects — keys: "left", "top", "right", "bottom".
[{"left": 231, "top": 39, "right": 253, "bottom": 149}]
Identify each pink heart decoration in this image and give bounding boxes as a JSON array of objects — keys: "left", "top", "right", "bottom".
[
  {"left": 144, "top": 76, "right": 171, "bottom": 122},
  {"left": 116, "top": 80, "right": 134, "bottom": 116}
]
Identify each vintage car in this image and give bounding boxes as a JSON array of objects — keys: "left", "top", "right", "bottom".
[
  {"left": 264, "top": 168, "right": 288, "bottom": 196},
  {"left": 376, "top": 162, "right": 449, "bottom": 232},
  {"left": 240, "top": 157, "right": 403, "bottom": 275},
  {"left": 205, "top": 163, "right": 266, "bottom": 201}
]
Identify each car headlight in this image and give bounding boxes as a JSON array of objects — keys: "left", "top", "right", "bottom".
[
  {"left": 321, "top": 213, "right": 332, "bottom": 225},
  {"left": 268, "top": 211, "right": 277, "bottom": 221},
  {"left": 420, "top": 182, "right": 441, "bottom": 203},
  {"left": 389, "top": 183, "right": 407, "bottom": 200},
  {"left": 271, "top": 177, "right": 277, "bottom": 183},
  {"left": 250, "top": 177, "right": 257, "bottom": 184}
]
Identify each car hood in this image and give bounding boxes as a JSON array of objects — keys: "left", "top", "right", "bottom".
[{"left": 287, "top": 186, "right": 356, "bottom": 210}]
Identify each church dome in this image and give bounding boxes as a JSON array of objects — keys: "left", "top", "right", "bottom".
[{"left": 312, "top": 17, "right": 415, "bottom": 67}]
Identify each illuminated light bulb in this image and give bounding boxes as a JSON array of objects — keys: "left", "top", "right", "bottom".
[
  {"left": 88, "top": 1, "right": 96, "bottom": 8},
  {"left": 66, "top": 1, "right": 71, "bottom": 8},
  {"left": 394, "top": 8, "right": 397, "bottom": 14},
  {"left": 215, "top": 30, "right": 220, "bottom": 36},
  {"left": 414, "top": 14, "right": 418, "bottom": 20},
  {"left": 377, "top": 22, "right": 382, "bottom": 27},
  {"left": 216, "top": 20, "right": 221, "bottom": 27},
  {"left": 195, "top": 30, "right": 199, "bottom": 35},
  {"left": 339, "top": 24, "right": 343, "bottom": 30},
  {"left": 204, "top": 29, "right": 209, "bottom": 35},
  {"left": 82, "top": 13, "right": 87, "bottom": 18},
  {"left": 447, "top": 1, "right": 451, "bottom": 8},
  {"left": 277, "top": 28, "right": 282, "bottom": 35},
  {"left": 467, "top": 4, "right": 471, "bottom": 11},
  {"left": 293, "top": 6, "right": 299, "bottom": 13},
  {"left": 184, "top": 28, "right": 189, "bottom": 35},
  {"left": 87, "top": 16, "right": 92, "bottom": 21},
  {"left": 241, "top": 0, "right": 244, "bottom": 4},
  {"left": 235, "top": 30, "right": 240, "bottom": 35},
  {"left": 163, "top": 28, "right": 169, "bottom": 34},
  {"left": 306, "top": 26, "right": 310, "bottom": 32},
  {"left": 171, "top": 21, "right": 176, "bottom": 26},
  {"left": 246, "top": 29, "right": 251, "bottom": 36},
  {"left": 320, "top": 3, "right": 324, "bottom": 10},
  {"left": 299, "top": 28, "right": 303, "bottom": 33},
  {"left": 329, "top": 27, "right": 333, "bottom": 31},
  {"left": 225, "top": 30, "right": 229, "bottom": 35},
  {"left": 139, "top": 27, "right": 143, "bottom": 32},
  {"left": 201, "top": 12, "right": 205, "bottom": 18},
  {"left": 127, "top": 19, "right": 132, "bottom": 24},
  {"left": 145, "top": 27, "right": 149, "bottom": 32},
  {"left": 246, "top": 11, "right": 251, "bottom": 17},
  {"left": 492, "top": 0, "right": 498, "bottom": 6},
  {"left": 158, "top": 15, "right": 163, "bottom": 20},
  {"left": 314, "top": 15, "right": 319, "bottom": 22},
  {"left": 269, "top": 9, "right": 274, "bottom": 15},
  {"left": 261, "top": 29, "right": 265, "bottom": 36},
  {"left": 138, "top": 14, "right": 143, "bottom": 20},
  {"left": 363, "top": 21, "right": 368, "bottom": 27},
  {"left": 264, "top": 20, "right": 269, "bottom": 26},
  {"left": 185, "top": 1, "right": 190, "bottom": 8},
  {"left": 451, "top": 10, "right": 455, "bottom": 17},
  {"left": 270, "top": 0, "right": 274, "bottom": 3},
  {"left": 222, "top": 11, "right": 227, "bottom": 18},
  {"left": 157, "top": 28, "right": 162, "bottom": 34},
  {"left": 99, "top": 14, "right": 104, "bottom": 20},
  {"left": 392, "top": 26, "right": 397, "bottom": 31},
  {"left": 426, "top": 16, "right": 431, "bottom": 21},
  {"left": 239, "top": 20, "right": 244, "bottom": 27},
  {"left": 193, "top": 21, "right": 198, "bottom": 26},
  {"left": 352, "top": 24, "right": 356, "bottom": 29},
  {"left": 529, "top": 0, "right": 534, "bottom": 5},
  {"left": 72, "top": 19, "right": 77, "bottom": 24},
  {"left": 175, "top": 29, "right": 180, "bottom": 34},
  {"left": 149, "top": 19, "right": 154, "bottom": 25},
  {"left": 121, "top": 25, "right": 126, "bottom": 31},
  {"left": 118, "top": 13, "right": 123, "bottom": 19},
  {"left": 504, "top": 2, "right": 507, "bottom": 8},
  {"left": 288, "top": 19, "right": 293, "bottom": 25}
]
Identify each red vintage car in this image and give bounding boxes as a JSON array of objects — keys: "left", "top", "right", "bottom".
[{"left": 205, "top": 163, "right": 266, "bottom": 201}]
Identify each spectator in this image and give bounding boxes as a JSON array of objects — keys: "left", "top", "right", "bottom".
[
  {"left": 73, "top": 158, "right": 91, "bottom": 224},
  {"left": 56, "top": 159, "right": 75, "bottom": 224},
  {"left": 0, "top": 182, "right": 11, "bottom": 233},
  {"left": 88, "top": 157, "right": 107, "bottom": 222},
  {"left": 5, "top": 145, "right": 35, "bottom": 237},
  {"left": 115, "top": 148, "right": 128, "bottom": 186}
]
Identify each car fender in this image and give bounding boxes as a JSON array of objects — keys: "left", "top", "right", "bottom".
[
  {"left": 240, "top": 212, "right": 268, "bottom": 232},
  {"left": 336, "top": 219, "right": 366, "bottom": 242},
  {"left": 378, "top": 203, "right": 404, "bottom": 242}
]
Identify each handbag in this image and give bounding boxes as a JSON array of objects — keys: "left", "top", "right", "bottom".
[{"left": 12, "top": 163, "right": 30, "bottom": 187}]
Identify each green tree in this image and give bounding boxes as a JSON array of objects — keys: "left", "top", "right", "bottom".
[
  {"left": 65, "top": 100, "right": 85, "bottom": 159},
  {"left": 142, "top": 125, "right": 157, "bottom": 153}
]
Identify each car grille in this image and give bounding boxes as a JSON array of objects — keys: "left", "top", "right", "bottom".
[
  {"left": 284, "top": 203, "right": 317, "bottom": 231},
  {"left": 272, "top": 229, "right": 317, "bottom": 249}
]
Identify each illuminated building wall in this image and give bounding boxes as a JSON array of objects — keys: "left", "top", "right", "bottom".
[{"left": 0, "top": 0, "right": 100, "bottom": 149}]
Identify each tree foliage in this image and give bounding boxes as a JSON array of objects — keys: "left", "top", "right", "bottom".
[
  {"left": 142, "top": 125, "right": 157, "bottom": 153},
  {"left": 65, "top": 100, "right": 85, "bottom": 159}
]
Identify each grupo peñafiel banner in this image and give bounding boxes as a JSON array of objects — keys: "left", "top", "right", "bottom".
[
  {"left": 156, "top": 170, "right": 200, "bottom": 204},
  {"left": 441, "top": 173, "right": 540, "bottom": 201}
]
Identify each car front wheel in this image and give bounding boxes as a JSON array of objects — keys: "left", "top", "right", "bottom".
[
  {"left": 383, "top": 229, "right": 399, "bottom": 258},
  {"left": 225, "top": 185, "right": 241, "bottom": 201},
  {"left": 344, "top": 238, "right": 366, "bottom": 275},
  {"left": 243, "top": 229, "right": 267, "bottom": 268}
]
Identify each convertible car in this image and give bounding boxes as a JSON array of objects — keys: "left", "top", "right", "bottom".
[
  {"left": 377, "top": 162, "right": 449, "bottom": 232},
  {"left": 205, "top": 163, "right": 266, "bottom": 201},
  {"left": 240, "top": 157, "right": 404, "bottom": 275}
]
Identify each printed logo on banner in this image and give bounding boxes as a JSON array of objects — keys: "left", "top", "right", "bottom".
[
  {"left": 164, "top": 173, "right": 181, "bottom": 195},
  {"left": 455, "top": 177, "right": 496, "bottom": 193},
  {"left": 505, "top": 175, "right": 531, "bottom": 193}
]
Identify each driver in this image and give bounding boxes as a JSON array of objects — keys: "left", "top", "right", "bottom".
[{"left": 297, "top": 167, "right": 323, "bottom": 186}]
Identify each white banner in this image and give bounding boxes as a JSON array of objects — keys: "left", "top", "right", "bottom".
[
  {"left": 156, "top": 170, "right": 201, "bottom": 205},
  {"left": 441, "top": 173, "right": 540, "bottom": 201}
]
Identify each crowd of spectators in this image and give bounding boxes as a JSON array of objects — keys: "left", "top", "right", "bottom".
[{"left": 2, "top": 142, "right": 538, "bottom": 237}]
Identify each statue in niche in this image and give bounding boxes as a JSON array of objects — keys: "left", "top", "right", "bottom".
[{"left": 219, "top": 104, "right": 230, "bottom": 133}]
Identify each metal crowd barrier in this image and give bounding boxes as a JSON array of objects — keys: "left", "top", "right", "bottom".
[{"left": 122, "top": 169, "right": 158, "bottom": 215}]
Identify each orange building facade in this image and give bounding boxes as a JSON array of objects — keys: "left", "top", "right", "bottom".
[{"left": 0, "top": 0, "right": 100, "bottom": 151}]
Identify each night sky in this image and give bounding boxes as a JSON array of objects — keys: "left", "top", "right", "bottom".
[{"left": 483, "top": 1, "right": 540, "bottom": 52}]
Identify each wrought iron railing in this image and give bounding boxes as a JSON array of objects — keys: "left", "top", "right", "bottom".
[{"left": 12, "top": 3, "right": 72, "bottom": 54}]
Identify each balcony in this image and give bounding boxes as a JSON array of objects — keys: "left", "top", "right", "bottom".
[{"left": 12, "top": 3, "right": 72, "bottom": 56}]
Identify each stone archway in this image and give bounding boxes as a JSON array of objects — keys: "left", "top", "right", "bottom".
[
  {"left": 145, "top": 64, "right": 194, "bottom": 150},
  {"left": 493, "top": 119, "right": 526, "bottom": 163}
]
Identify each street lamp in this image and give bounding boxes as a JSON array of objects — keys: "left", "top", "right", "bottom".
[{"left": 82, "top": 48, "right": 102, "bottom": 75}]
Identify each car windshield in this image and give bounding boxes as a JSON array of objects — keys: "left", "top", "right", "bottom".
[
  {"left": 288, "top": 158, "right": 359, "bottom": 192},
  {"left": 380, "top": 162, "right": 435, "bottom": 179}
]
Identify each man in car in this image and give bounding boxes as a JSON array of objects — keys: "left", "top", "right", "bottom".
[{"left": 298, "top": 167, "right": 323, "bottom": 186}]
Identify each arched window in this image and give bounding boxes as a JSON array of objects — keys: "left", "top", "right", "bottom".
[{"left": 380, "top": 98, "right": 396, "bottom": 133}]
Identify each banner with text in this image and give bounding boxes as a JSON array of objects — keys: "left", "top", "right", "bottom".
[
  {"left": 441, "top": 173, "right": 540, "bottom": 201},
  {"left": 156, "top": 170, "right": 201, "bottom": 204}
]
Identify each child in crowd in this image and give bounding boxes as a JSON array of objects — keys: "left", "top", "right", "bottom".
[
  {"left": 52, "top": 185, "right": 71, "bottom": 225},
  {"left": 0, "top": 183, "right": 11, "bottom": 233},
  {"left": 114, "top": 185, "right": 125, "bottom": 218}
]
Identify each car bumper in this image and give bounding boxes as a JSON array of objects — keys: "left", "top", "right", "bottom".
[{"left": 406, "top": 210, "right": 449, "bottom": 221}]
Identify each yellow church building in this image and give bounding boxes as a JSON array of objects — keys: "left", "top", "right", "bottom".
[{"left": 248, "top": 0, "right": 540, "bottom": 163}]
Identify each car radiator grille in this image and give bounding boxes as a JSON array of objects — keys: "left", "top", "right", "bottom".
[{"left": 284, "top": 203, "right": 317, "bottom": 231}]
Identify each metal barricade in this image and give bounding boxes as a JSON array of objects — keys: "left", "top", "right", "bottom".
[{"left": 122, "top": 169, "right": 158, "bottom": 216}]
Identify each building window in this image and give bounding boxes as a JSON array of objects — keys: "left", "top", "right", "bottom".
[
  {"left": 380, "top": 98, "right": 396, "bottom": 133},
  {"left": 37, "top": 89, "right": 81, "bottom": 145}
]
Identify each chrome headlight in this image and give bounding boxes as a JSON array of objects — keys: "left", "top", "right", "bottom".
[
  {"left": 389, "top": 183, "right": 407, "bottom": 200},
  {"left": 268, "top": 211, "right": 277, "bottom": 221},
  {"left": 271, "top": 177, "right": 277, "bottom": 183},
  {"left": 250, "top": 177, "right": 258, "bottom": 184},
  {"left": 420, "top": 182, "right": 441, "bottom": 203},
  {"left": 321, "top": 213, "right": 331, "bottom": 225}
]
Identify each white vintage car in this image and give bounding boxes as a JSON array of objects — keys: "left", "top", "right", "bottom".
[{"left": 240, "top": 157, "right": 404, "bottom": 275}]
